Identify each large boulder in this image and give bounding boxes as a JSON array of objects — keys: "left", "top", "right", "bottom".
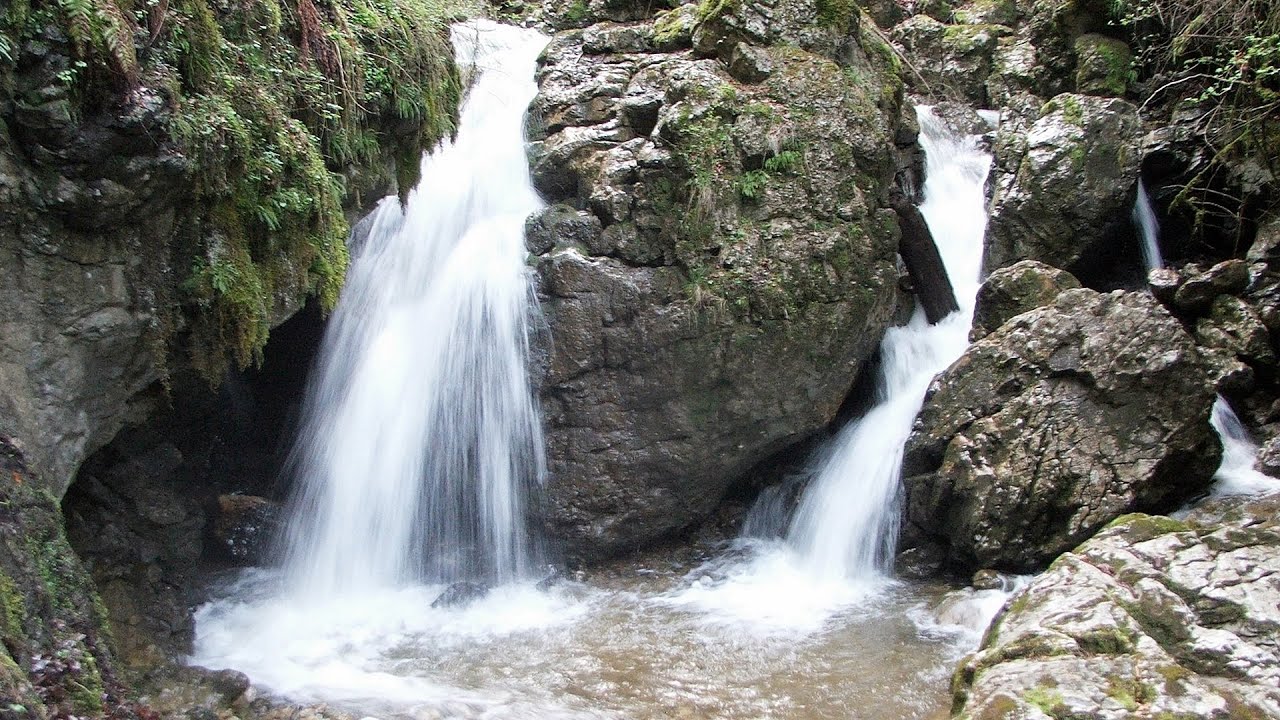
[
  {"left": 529, "top": 3, "right": 908, "bottom": 561},
  {"left": 984, "top": 93, "right": 1143, "bottom": 276},
  {"left": 953, "top": 496, "right": 1280, "bottom": 719},
  {"left": 902, "top": 289, "right": 1224, "bottom": 571},
  {"left": 971, "top": 259, "right": 1080, "bottom": 338}
]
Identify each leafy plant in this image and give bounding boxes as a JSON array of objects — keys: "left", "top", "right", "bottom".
[{"left": 1111, "top": 0, "right": 1279, "bottom": 238}]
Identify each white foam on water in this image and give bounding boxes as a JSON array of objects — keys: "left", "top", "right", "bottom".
[{"left": 1209, "top": 396, "right": 1280, "bottom": 496}]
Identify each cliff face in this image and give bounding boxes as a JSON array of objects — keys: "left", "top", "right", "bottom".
[
  {"left": 525, "top": 0, "right": 916, "bottom": 561},
  {"left": 0, "top": 0, "right": 461, "bottom": 498}
]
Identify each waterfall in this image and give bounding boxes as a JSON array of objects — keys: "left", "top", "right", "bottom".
[
  {"left": 278, "top": 20, "right": 550, "bottom": 595},
  {"left": 1132, "top": 177, "right": 1280, "bottom": 495},
  {"left": 1133, "top": 179, "right": 1164, "bottom": 271},
  {"left": 783, "top": 109, "right": 992, "bottom": 580}
]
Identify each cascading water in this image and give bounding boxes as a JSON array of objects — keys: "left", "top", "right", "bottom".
[
  {"left": 784, "top": 108, "right": 992, "bottom": 581},
  {"left": 192, "top": 77, "right": 1016, "bottom": 720},
  {"left": 279, "top": 20, "right": 549, "bottom": 594},
  {"left": 1131, "top": 177, "right": 1279, "bottom": 496},
  {"left": 1133, "top": 179, "right": 1164, "bottom": 271}
]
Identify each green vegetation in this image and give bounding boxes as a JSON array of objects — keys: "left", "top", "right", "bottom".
[
  {"left": 1110, "top": 0, "right": 1279, "bottom": 236},
  {"left": 815, "top": 0, "right": 855, "bottom": 34},
  {"left": 1, "top": 0, "right": 465, "bottom": 382},
  {"left": 1023, "top": 685, "right": 1064, "bottom": 715}
]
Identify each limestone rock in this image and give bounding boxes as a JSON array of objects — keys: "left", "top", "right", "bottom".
[
  {"left": 902, "top": 289, "right": 1223, "bottom": 571},
  {"left": 1196, "top": 295, "right": 1275, "bottom": 368},
  {"left": 953, "top": 496, "right": 1280, "bottom": 719},
  {"left": 529, "top": 4, "right": 908, "bottom": 562},
  {"left": 1173, "top": 259, "right": 1251, "bottom": 312},
  {"left": 890, "top": 14, "right": 1011, "bottom": 104},
  {"left": 985, "top": 93, "right": 1143, "bottom": 276},
  {"left": 1072, "top": 33, "right": 1132, "bottom": 96},
  {"left": 971, "top": 259, "right": 1080, "bottom": 338}
]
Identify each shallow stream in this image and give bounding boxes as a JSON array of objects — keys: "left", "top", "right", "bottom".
[{"left": 193, "top": 540, "right": 1005, "bottom": 720}]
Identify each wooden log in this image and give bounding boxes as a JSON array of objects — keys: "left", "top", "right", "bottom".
[{"left": 892, "top": 193, "right": 959, "bottom": 324}]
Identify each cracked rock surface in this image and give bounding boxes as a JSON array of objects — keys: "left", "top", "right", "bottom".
[
  {"left": 902, "top": 288, "right": 1226, "bottom": 571},
  {"left": 952, "top": 494, "right": 1280, "bottom": 719}
]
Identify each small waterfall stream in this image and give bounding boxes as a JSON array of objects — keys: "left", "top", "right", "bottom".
[
  {"left": 784, "top": 109, "right": 991, "bottom": 581},
  {"left": 1131, "top": 178, "right": 1280, "bottom": 495}
]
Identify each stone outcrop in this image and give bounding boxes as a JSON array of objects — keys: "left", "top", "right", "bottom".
[
  {"left": 528, "top": 1, "right": 909, "bottom": 561},
  {"left": 0, "top": 436, "right": 137, "bottom": 718},
  {"left": 902, "top": 289, "right": 1225, "bottom": 571},
  {"left": 0, "top": 5, "right": 453, "bottom": 500},
  {"left": 984, "top": 93, "right": 1143, "bottom": 276},
  {"left": 953, "top": 495, "right": 1280, "bottom": 719},
  {"left": 971, "top": 259, "right": 1080, "bottom": 338}
]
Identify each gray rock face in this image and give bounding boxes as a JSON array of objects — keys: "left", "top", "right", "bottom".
[
  {"left": 971, "top": 259, "right": 1080, "bottom": 339},
  {"left": 528, "top": 3, "right": 908, "bottom": 561},
  {"left": 953, "top": 496, "right": 1280, "bottom": 719},
  {"left": 0, "top": 83, "right": 182, "bottom": 499},
  {"left": 902, "top": 289, "right": 1223, "bottom": 571},
  {"left": 985, "top": 93, "right": 1143, "bottom": 275},
  {"left": 891, "top": 14, "right": 1011, "bottom": 105}
]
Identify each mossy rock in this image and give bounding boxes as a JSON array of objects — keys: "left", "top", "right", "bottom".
[
  {"left": 0, "top": 437, "right": 130, "bottom": 717},
  {"left": 1073, "top": 33, "right": 1132, "bottom": 96}
]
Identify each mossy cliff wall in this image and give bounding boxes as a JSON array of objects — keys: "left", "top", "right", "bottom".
[{"left": 0, "top": 0, "right": 464, "bottom": 500}]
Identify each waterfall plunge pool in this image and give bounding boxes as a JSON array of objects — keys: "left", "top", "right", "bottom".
[{"left": 192, "top": 539, "right": 1009, "bottom": 720}]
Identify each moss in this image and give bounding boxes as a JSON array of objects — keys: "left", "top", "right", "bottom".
[
  {"left": 652, "top": 7, "right": 690, "bottom": 47},
  {"left": 7, "top": 0, "right": 465, "bottom": 384},
  {"left": 815, "top": 0, "right": 855, "bottom": 33},
  {"left": 0, "top": 570, "right": 24, "bottom": 642},
  {"left": 1106, "top": 513, "right": 1190, "bottom": 540},
  {"left": 1023, "top": 686, "right": 1064, "bottom": 715},
  {"left": 563, "top": 0, "right": 590, "bottom": 24},
  {"left": 1060, "top": 94, "right": 1084, "bottom": 125},
  {"left": 1154, "top": 664, "right": 1191, "bottom": 696}
]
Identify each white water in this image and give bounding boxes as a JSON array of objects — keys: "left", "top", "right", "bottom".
[
  {"left": 1209, "top": 397, "right": 1280, "bottom": 495},
  {"left": 785, "top": 108, "right": 992, "bottom": 580},
  {"left": 191, "top": 99, "right": 1002, "bottom": 717},
  {"left": 1132, "top": 179, "right": 1280, "bottom": 496},
  {"left": 276, "top": 21, "right": 550, "bottom": 595},
  {"left": 1133, "top": 179, "right": 1164, "bottom": 271}
]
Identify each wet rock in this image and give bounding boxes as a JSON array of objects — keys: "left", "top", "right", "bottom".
[
  {"left": 0, "top": 437, "right": 132, "bottom": 717},
  {"left": 894, "top": 543, "right": 946, "bottom": 580},
  {"left": 1147, "top": 266, "right": 1182, "bottom": 304},
  {"left": 971, "top": 259, "right": 1080, "bottom": 338},
  {"left": 525, "top": 204, "right": 604, "bottom": 256},
  {"left": 970, "top": 569, "right": 1004, "bottom": 591},
  {"left": 1172, "top": 259, "right": 1251, "bottom": 312},
  {"left": 1196, "top": 294, "right": 1275, "bottom": 368},
  {"left": 530, "top": 5, "right": 907, "bottom": 562},
  {"left": 1246, "top": 217, "right": 1280, "bottom": 265},
  {"left": 952, "top": 0, "right": 1019, "bottom": 26},
  {"left": 953, "top": 496, "right": 1280, "bottom": 719},
  {"left": 1072, "top": 33, "right": 1131, "bottom": 96},
  {"left": 902, "top": 289, "right": 1223, "bottom": 571},
  {"left": 62, "top": 439, "right": 204, "bottom": 667},
  {"left": 210, "top": 494, "right": 282, "bottom": 564},
  {"left": 985, "top": 94, "right": 1142, "bottom": 276},
  {"left": 431, "top": 581, "right": 491, "bottom": 609},
  {"left": 891, "top": 15, "right": 1011, "bottom": 104},
  {"left": 1256, "top": 435, "right": 1280, "bottom": 476},
  {"left": 728, "top": 42, "right": 773, "bottom": 83}
]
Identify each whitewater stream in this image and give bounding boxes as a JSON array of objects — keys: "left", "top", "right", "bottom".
[{"left": 193, "top": 19, "right": 1012, "bottom": 720}]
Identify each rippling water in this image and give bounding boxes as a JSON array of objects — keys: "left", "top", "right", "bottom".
[{"left": 194, "top": 540, "right": 1002, "bottom": 720}]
